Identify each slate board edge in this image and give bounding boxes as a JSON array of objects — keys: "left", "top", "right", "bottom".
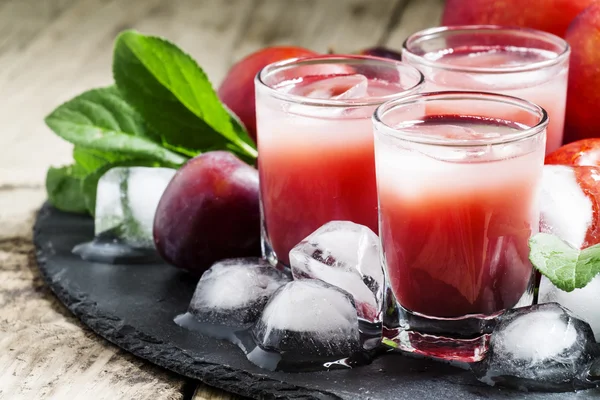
[{"left": 32, "top": 203, "right": 341, "bottom": 400}]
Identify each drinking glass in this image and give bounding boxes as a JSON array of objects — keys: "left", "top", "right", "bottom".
[
  {"left": 373, "top": 91, "right": 548, "bottom": 361},
  {"left": 255, "top": 55, "right": 424, "bottom": 267},
  {"left": 402, "top": 25, "right": 569, "bottom": 154}
]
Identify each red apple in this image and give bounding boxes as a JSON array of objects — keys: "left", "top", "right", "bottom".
[
  {"left": 540, "top": 165, "right": 600, "bottom": 249},
  {"left": 441, "top": 0, "right": 594, "bottom": 38},
  {"left": 545, "top": 139, "right": 600, "bottom": 166},
  {"left": 153, "top": 151, "right": 260, "bottom": 275},
  {"left": 564, "top": 3, "right": 600, "bottom": 143},
  {"left": 217, "top": 46, "right": 317, "bottom": 143}
]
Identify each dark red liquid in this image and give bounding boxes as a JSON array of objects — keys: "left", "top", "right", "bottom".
[{"left": 378, "top": 115, "right": 542, "bottom": 318}]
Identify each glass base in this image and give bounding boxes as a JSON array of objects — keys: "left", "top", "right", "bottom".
[
  {"left": 383, "top": 303, "right": 501, "bottom": 363},
  {"left": 382, "top": 269, "right": 536, "bottom": 363}
]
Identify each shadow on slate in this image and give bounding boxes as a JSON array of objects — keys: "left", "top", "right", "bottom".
[{"left": 33, "top": 203, "right": 600, "bottom": 400}]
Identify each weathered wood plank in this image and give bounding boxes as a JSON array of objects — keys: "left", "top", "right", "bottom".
[
  {"left": 0, "top": 0, "right": 78, "bottom": 56},
  {"left": 384, "top": 0, "right": 445, "bottom": 50},
  {"left": 231, "top": 0, "right": 402, "bottom": 62},
  {"left": 0, "top": 189, "right": 187, "bottom": 400},
  {"left": 0, "top": 0, "right": 265, "bottom": 188},
  {"left": 192, "top": 385, "right": 243, "bottom": 400},
  {"left": 126, "top": 0, "right": 257, "bottom": 86}
]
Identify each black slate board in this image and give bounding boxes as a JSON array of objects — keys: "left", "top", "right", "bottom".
[{"left": 33, "top": 203, "right": 600, "bottom": 400}]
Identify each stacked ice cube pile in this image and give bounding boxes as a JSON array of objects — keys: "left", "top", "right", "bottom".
[{"left": 180, "top": 221, "right": 385, "bottom": 371}]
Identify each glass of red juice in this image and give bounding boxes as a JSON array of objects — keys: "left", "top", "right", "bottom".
[
  {"left": 255, "top": 55, "right": 424, "bottom": 267},
  {"left": 373, "top": 91, "right": 548, "bottom": 362},
  {"left": 402, "top": 25, "right": 569, "bottom": 155}
]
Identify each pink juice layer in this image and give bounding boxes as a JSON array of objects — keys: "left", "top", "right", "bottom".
[
  {"left": 410, "top": 46, "right": 568, "bottom": 154},
  {"left": 257, "top": 75, "right": 404, "bottom": 266},
  {"left": 376, "top": 115, "right": 544, "bottom": 318}
]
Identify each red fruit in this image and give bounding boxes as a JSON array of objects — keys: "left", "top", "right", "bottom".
[
  {"left": 217, "top": 46, "right": 317, "bottom": 143},
  {"left": 153, "top": 151, "right": 260, "bottom": 275},
  {"left": 441, "top": 0, "right": 594, "bottom": 38},
  {"left": 564, "top": 3, "right": 600, "bottom": 143},
  {"left": 540, "top": 165, "right": 600, "bottom": 249},
  {"left": 545, "top": 139, "right": 600, "bottom": 166},
  {"left": 573, "top": 166, "right": 600, "bottom": 248}
]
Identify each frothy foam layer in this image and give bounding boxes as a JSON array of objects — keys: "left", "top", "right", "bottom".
[{"left": 375, "top": 115, "right": 544, "bottom": 198}]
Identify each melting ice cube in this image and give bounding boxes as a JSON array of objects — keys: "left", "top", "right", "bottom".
[
  {"left": 473, "top": 303, "right": 600, "bottom": 392},
  {"left": 186, "top": 258, "right": 290, "bottom": 327},
  {"left": 294, "top": 74, "right": 369, "bottom": 100},
  {"left": 539, "top": 165, "right": 593, "bottom": 249},
  {"left": 248, "top": 279, "right": 362, "bottom": 370},
  {"left": 95, "top": 167, "right": 176, "bottom": 248},
  {"left": 285, "top": 75, "right": 372, "bottom": 119},
  {"left": 289, "top": 221, "right": 384, "bottom": 326},
  {"left": 539, "top": 275, "right": 600, "bottom": 342}
]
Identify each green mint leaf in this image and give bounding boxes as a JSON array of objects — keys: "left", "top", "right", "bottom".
[
  {"left": 45, "top": 86, "right": 187, "bottom": 166},
  {"left": 112, "top": 30, "right": 257, "bottom": 159},
  {"left": 46, "top": 165, "right": 88, "bottom": 214},
  {"left": 529, "top": 233, "right": 600, "bottom": 292},
  {"left": 73, "top": 147, "right": 129, "bottom": 173},
  {"left": 80, "top": 159, "right": 162, "bottom": 216}
]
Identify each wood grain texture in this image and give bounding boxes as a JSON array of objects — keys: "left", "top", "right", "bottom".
[
  {"left": 0, "top": 0, "right": 443, "bottom": 398},
  {"left": 384, "top": 0, "right": 445, "bottom": 49},
  {"left": 231, "top": 0, "right": 403, "bottom": 61},
  {"left": 0, "top": 189, "right": 188, "bottom": 400}
]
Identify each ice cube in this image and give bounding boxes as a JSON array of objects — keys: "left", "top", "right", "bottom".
[
  {"left": 539, "top": 165, "right": 593, "bottom": 249},
  {"left": 289, "top": 221, "right": 384, "bottom": 325},
  {"left": 95, "top": 167, "right": 176, "bottom": 248},
  {"left": 248, "top": 279, "right": 362, "bottom": 370},
  {"left": 473, "top": 303, "right": 600, "bottom": 392},
  {"left": 539, "top": 275, "right": 600, "bottom": 342},
  {"left": 295, "top": 74, "right": 369, "bottom": 100},
  {"left": 187, "top": 258, "right": 290, "bottom": 327},
  {"left": 398, "top": 123, "right": 480, "bottom": 141},
  {"left": 285, "top": 75, "right": 373, "bottom": 119}
]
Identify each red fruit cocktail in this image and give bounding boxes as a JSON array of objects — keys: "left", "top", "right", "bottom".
[
  {"left": 373, "top": 92, "right": 547, "bottom": 361},
  {"left": 255, "top": 56, "right": 424, "bottom": 267},
  {"left": 402, "top": 25, "right": 569, "bottom": 154}
]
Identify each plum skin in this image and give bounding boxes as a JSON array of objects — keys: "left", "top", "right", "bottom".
[
  {"left": 153, "top": 151, "right": 261, "bottom": 275},
  {"left": 358, "top": 46, "right": 403, "bottom": 61}
]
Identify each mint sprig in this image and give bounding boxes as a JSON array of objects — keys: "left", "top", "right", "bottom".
[
  {"left": 45, "top": 30, "right": 257, "bottom": 214},
  {"left": 529, "top": 233, "right": 600, "bottom": 292},
  {"left": 113, "top": 30, "right": 257, "bottom": 161},
  {"left": 46, "top": 86, "right": 186, "bottom": 166}
]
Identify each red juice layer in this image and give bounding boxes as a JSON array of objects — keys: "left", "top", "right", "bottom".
[
  {"left": 258, "top": 76, "right": 405, "bottom": 265},
  {"left": 378, "top": 115, "right": 538, "bottom": 318},
  {"left": 259, "top": 140, "right": 378, "bottom": 266}
]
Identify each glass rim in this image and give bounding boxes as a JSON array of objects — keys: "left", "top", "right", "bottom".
[
  {"left": 255, "top": 55, "right": 425, "bottom": 108},
  {"left": 402, "top": 25, "right": 570, "bottom": 74},
  {"left": 373, "top": 91, "right": 549, "bottom": 147}
]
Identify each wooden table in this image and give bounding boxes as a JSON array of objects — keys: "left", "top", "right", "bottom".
[{"left": 0, "top": 0, "right": 443, "bottom": 398}]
